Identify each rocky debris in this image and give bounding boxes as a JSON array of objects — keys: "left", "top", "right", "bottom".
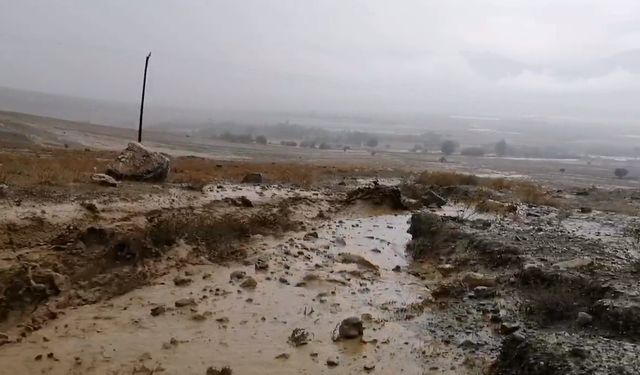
[
  {"left": 345, "top": 185, "right": 407, "bottom": 210},
  {"left": 579, "top": 207, "right": 593, "bottom": 214},
  {"left": 90, "top": 173, "right": 119, "bottom": 187},
  {"left": 275, "top": 353, "right": 290, "bottom": 360},
  {"left": 421, "top": 190, "right": 447, "bottom": 208},
  {"left": 288, "top": 328, "right": 312, "bottom": 347},
  {"left": 461, "top": 272, "right": 497, "bottom": 288},
  {"left": 336, "top": 253, "right": 379, "bottom": 273},
  {"left": 239, "top": 277, "right": 258, "bottom": 289},
  {"left": 174, "top": 298, "right": 197, "bottom": 307},
  {"left": 0, "top": 183, "right": 9, "bottom": 197},
  {"left": 205, "top": 366, "right": 232, "bottom": 375},
  {"left": 241, "top": 173, "right": 263, "bottom": 184},
  {"left": 303, "top": 231, "right": 319, "bottom": 241},
  {"left": 364, "top": 363, "right": 376, "bottom": 372},
  {"left": 335, "top": 317, "right": 364, "bottom": 340},
  {"left": 150, "top": 305, "right": 166, "bottom": 317},
  {"left": 576, "top": 311, "right": 593, "bottom": 327},
  {"left": 326, "top": 357, "right": 340, "bottom": 367},
  {"left": 225, "top": 196, "right": 253, "bottom": 207},
  {"left": 592, "top": 299, "right": 640, "bottom": 338},
  {"left": 552, "top": 257, "right": 593, "bottom": 270},
  {"left": 499, "top": 322, "right": 520, "bottom": 335},
  {"left": 106, "top": 142, "right": 170, "bottom": 182},
  {"left": 229, "top": 270, "right": 247, "bottom": 281},
  {"left": 80, "top": 201, "right": 99, "bottom": 213},
  {"left": 254, "top": 256, "right": 269, "bottom": 270},
  {"left": 173, "top": 275, "right": 192, "bottom": 286},
  {"left": 436, "top": 264, "right": 455, "bottom": 277},
  {"left": 494, "top": 332, "right": 640, "bottom": 375},
  {"left": 392, "top": 265, "right": 402, "bottom": 272}
]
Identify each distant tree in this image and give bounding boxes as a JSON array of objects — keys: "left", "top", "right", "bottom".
[
  {"left": 318, "top": 142, "right": 331, "bottom": 150},
  {"left": 615, "top": 168, "right": 629, "bottom": 179},
  {"left": 365, "top": 137, "right": 379, "bottom": 148},
  {"left": 440, "top": 140, "right": 457, "bottom": 155},
  {"left": 255, "top": 135, "right": 267, "bottom": 145},
  {"left": 495, "top": 139, "right": 507, "bottom": 156},
  {"left": 280, "top": 140, "right": 297, "bottom": 147},
  {"left": 460, "top": 147, "right": 485, "bottom": 157},
  {"left": 300, "top": 140, "right": 316, "bottom": 148}
]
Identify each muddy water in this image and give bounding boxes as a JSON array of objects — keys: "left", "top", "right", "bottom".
[{"left": 0, "top": 214, "right": 464, "bottom": 374}]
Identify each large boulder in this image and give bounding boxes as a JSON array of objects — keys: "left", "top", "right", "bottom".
[{"left": 106, "top": 143, "right": 170, "bottom": 182}]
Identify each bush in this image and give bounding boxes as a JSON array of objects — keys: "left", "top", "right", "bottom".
[
  {"left": 614, "top": 168, "right": 629, "bottom": 179},
  {"left": 365, "top": 138, "right": 379, "bottom": 148},
  {"left": 440, "top": 140, "right": 457, "bottom": 155},
  {"left": 318, "top": 142, "right": 331, "bottom": 150},
  {"left": 495, "top": 139, "right": 507, "bottom": 156},
  {"left": 280, "top": 141, "right": 297, "bottom": 147},
  {"left": 255, "top": 135, "right": 267, "bottom": 145}
]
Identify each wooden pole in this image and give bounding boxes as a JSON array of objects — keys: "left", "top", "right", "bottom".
[{"left": 138, "top": 52, "right": 151, "bottom": 143}]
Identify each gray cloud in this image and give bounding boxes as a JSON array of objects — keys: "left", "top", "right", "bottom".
[{"left": 1, "top": 0, "right": 640, "bottom": 122}]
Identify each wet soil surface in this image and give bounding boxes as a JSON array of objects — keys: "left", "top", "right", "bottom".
[{"left": 1, "top": 179, "right": 640, "bottom": 374}]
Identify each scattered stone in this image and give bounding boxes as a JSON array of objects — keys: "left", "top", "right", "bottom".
[
  {"left": 288, "top": 328, "right": 312, "bottom": 347},
  {"left": 500, "top": 322, "right": 520, "bottom": 335},
  {"left": 254, "top": 257, "right": 269, "bottom": 270},
  {"left": 576, "top": 311, "right": 593, "bottom": 327},
  {"left": 275, "top": 353, "right": 290, "bottom": 360},
  {"left": 241, "top": 173, "right": 263, "bottom": 184},
  {"left": 240, "top": 277, "right": 258, "bottom": 289},
  {"left": 461, "top": 272, "right": 497, "bottom": 288},
  {"left": 364, "top": 363, "right": 376, "bottom": 371},
  {"left": 230, "top": 271, "right": 247, "bottom": 281},
  {"left": 326, "top": 356, "right": 340, "bottom": 367},
  {"left": 90, "top": 173, "right": 119, "bottom": 187},
  {"left": 336, "top": 253, "right": 379, "bottom": 273},
  {"left": 206, "top": 366, "right": 232, "bottom": 375},
  {"left": 106, "top": 142, "right": 170, "bottom": 182},
  {"left": 237, "top": 196, "right": 253, "bottom": 207},
  {"left": 579, "top": 207, "right": 593, "bottom": 214},
  {"left": 471, "top": 286, "right": 496, "bottom": 299},
  {"left": 80, "top": 201, "right": 99, "bottom": 213},
  {"left": 0, "top": 184, "right": 8, "bottom": 197},
  {"left": 175, "top": 298, "right": 197, "bottom": 307},
  {"left": 150, "top": 305, "right": 166, "bottom": 317},
  {"left": 192, "top": 313, "right": 208, "bottom": 321},
  {"left": 422, "top": 190, "right": 447, "bottom": 208},
  {"left": 173, "top": 275, "right": 193, "bottom": 286},
  {"left": 336, "top": 317, "right": 364, "bottom": 340},
  {"left": 303, "top": 231, "right": 319, "bottom": 241},
  {"left": 436, "top": 264, "right": 455, "bottom": 277},
  {"left": 553, "top": 257, "right": 593, "bottom": 270},
  {"left": 392, "top": 265, "right": 401, "bottom": 272}
]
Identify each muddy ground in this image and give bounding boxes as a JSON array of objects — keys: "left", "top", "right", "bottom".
[{"left": 2, "top": 128, "right": 640, "bottom": 374}]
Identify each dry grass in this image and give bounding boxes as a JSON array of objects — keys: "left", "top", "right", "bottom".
[
  {"left": 416, "top": 171, "right": 480, "bottom": 187},
  {"left": 0, "top": 148, "right": 115, "bottom": 186},
  {"left": 0, "top": 146, "right": 389, "bottom": 188},
  {"left": 416, "top": 170, "right": 559, "bottom": 207}
]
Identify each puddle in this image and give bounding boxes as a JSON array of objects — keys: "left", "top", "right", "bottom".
[{"left": 0, "top": 213, "right": 473, "bottom": 374}]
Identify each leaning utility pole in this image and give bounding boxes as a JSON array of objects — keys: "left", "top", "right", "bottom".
[{"left": 138, "top": 52, "right": 151, "bottom": 143}]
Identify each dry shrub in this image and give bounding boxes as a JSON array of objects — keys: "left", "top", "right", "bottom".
[
  {"left": 475, "top": 199, "right": 517, "bottom": 215},
  {"left": 415, "top": 170, "right": 560, "bottom": 207},
  {"left": 147, "top": 205, "right": 297, "bottom": 260},
  {"left": 416, "top": 171, "right": 479, "bottom": 187}
]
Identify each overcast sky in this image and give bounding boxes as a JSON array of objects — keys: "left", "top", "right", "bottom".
[{"left": 1, "top": 0, "right": 640, "bottom": 122}]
